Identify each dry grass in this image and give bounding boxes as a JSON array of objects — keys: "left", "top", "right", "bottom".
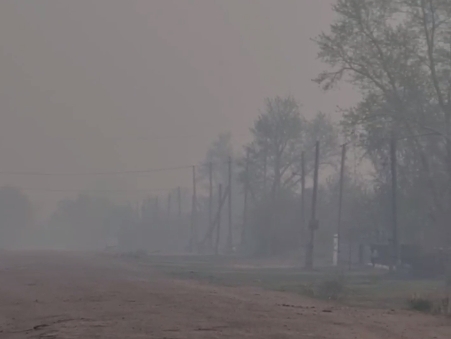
[{"left": 135, "top": 254, "right": 444, "bottom": 311}]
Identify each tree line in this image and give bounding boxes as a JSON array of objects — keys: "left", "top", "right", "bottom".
[{"left": 0, "top": 1, "right": 450, "bottom": 269}]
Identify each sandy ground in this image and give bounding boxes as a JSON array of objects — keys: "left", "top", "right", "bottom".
[{"left": 0, "top": 252, "right": 450, "bottom": 338}]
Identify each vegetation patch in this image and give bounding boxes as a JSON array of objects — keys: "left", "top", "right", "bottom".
[
  {"left": 315, "top": 276, "right": 347, "bottom": 301},
  {"left": 408, "top": 295, "right": 433, "bottom": 313}
]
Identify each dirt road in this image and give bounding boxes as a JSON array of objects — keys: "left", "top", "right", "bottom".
[{"left": 0, "top": 252, "right": 450, "bottom": 338}]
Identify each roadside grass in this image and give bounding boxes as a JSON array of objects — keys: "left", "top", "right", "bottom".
[{"left": 124, "top": 253, "right": 443, "bottom": 310}]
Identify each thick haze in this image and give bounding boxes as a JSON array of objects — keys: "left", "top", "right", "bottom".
[{"left": 0, "top": 0, "right": 356, "bottom": 218}]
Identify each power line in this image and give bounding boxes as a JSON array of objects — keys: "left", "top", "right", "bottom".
[
  {"left": 0, "top": 159, "right": 240, "bottom": 180},
  {"left": 3, "top": 132, "right": 438, "bottom": 178},
  {"left": 0, "top": 133, "right": 250, "bottom": 142},
  {"left": 0, "top": 165, "right": 194, "bottom": 177},
  {"left": 0, "top": 133, "right": 251, "bottom": 177},
  {"left": 18, "top": 187, "right": 173, "bottom": 194}
]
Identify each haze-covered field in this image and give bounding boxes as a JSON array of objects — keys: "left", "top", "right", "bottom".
[{"left": 0, "top": 251, "right": 450, "bottom": 339}]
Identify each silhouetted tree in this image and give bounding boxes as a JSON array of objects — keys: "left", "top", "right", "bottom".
[
  {"left": 0, "top": 186, "right": 33, "bottom": 248},
  {"left": 48, "top": 194, "right": 114, "bottom": 250},
  {"left": 315, "top": 0, "right": 451, "bottom": 248},
  {"left": 239, "top": 96, "right": 339, "bottom": 255}
]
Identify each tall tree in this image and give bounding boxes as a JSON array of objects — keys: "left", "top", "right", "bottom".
[
  {"left": 243, "top": 96, "right": 304, "bottom": 255},
  {"left": 0, "top": 186, "right": 33, "bottom": 248},
  {"left": 291, "top": 112, "right": 340, "bottom": 188},
  {"left": 246, "top": 96, "right": 304, "bottom": 201},
  {"left": 237, "top": 96, "right": 340, "bottom": 255},
  {"left": 315, "top": 0, "right": 451, "bottom": 248},
  {"left": 199, "top": 132, "right": 233, "bottom": 188}
]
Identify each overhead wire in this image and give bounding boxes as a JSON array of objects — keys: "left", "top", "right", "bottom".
[
  {"left": 0, "top": 165, "right": 194, "bottom": 177},
  {"left": 17, "top": 187, "right": 173, "bottom": 194},
  {"left": 0, "top": 133, "right": 250, "bottom": 143}
]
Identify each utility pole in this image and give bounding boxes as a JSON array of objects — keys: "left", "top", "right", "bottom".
[
  {"left": 141, "top": 199, "right": 147, "bottom": 224},
  {"left": 135, "top": 201, "right": 141, "bottom": 223},
  {"left": 167, "top": 192, "right": 171, "bottom": 220},
  {"left": 336, "top": 143, "right": 347, "bottom": 267},
  {"left": 190, "top": 166, "right": 197, "bottom": 252},
  {"left": 201, "top": 182, "right": 228, "bottom": 250},
  {"left": 241, "top": 149, "right": 250, "bottom": 248},
  {"left": 390, "top": 135, "right": 398, "bottom": 271},
  {"left": 226, "top": 156, "right": 233, "bottom": 253},
  {"left": 216, "top": 184, "right": 222, "bottom": 255},
  {"left": 305, "top": 141, "right": 320, "bottom": 270},
  {"left": 300, "top": 151, "right": 306, "bottom": 247},
  {"left": 177, "top": 186, "right": 182, "bottom": 218},
  {"left": 154, "top": 196, "right": 159, "bottom": 225},
  {"left": 209, "top": 162, "right": 213, "bottom": 249},
  {"left": 348, "top": 230, "right": 353, "bottom": 271},
  {"left": 263, "top": 147, "right": 268, "bottom": 194}
]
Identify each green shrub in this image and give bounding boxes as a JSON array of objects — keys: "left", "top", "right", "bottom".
[
  {"left": 315, "top": 276, "right": 346, "bottom": 301},
  {"left": 408, "top": 295, "right": 433, "bottom": 312},
  {"left": 298, "top": 283, "right": 315, "bottom": 298}
]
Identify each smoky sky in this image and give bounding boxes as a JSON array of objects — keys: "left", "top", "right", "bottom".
[{"left": 0, "top": 0, "right": 357, "bottom": 218}]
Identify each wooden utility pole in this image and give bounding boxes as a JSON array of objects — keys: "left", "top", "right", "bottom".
[
  {"left": 337, "top": 143, "right": 347, "bottom": 266},
  {"left": 200, "top": 184, "right": 228, "bottom": 247},
  {"left": 241, "top": 150, "right": 250, "bottom": 247},
  {"left": 390, "top": 135, "right": 399, "bottom": 271},
  {"left": 208, "top": 162, "right": 213, "bottom": 248},
  {"left": 348, "top": 230, "right": 353, "bottom": 271},
  {"left": 167, "top": 192, "right": 171, "bottom": 220},
  {"left": 154, "top": 196, "right": 159, "bottom": 225},
  {"left": 305, "top": 141, "right": 320, "bottom": 270},
  {"left": 190, "top": 166, "right": 198, "bottom": 252},
  {"left": 177, "top": 186, "right": 182, "bottom": 218},
  {"left": 263, "top": 147, "right": 268, "bottom": 194},
  {"left": 215, "top": 184, "right": 222, "bottom": 255},
  {"left": 226, "top": 156, "right": 233, "bottom": 253},
  {"left": 141, "top": 199, "right": 147, "bottom": 224},
  {"left": 135, "top": 201, "right": 141, "bottom": 223},
  {"left": 300, "top": 151, "right": 306, "bottom": 247}
]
